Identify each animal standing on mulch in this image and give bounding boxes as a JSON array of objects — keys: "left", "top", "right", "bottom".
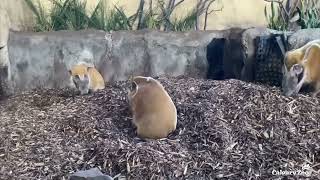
[
  {"left": 127, "top": 76, "right": 177, "bottom": 139},
  {"left": 69, "top": 62, "right": 105, "bottom": 95}
]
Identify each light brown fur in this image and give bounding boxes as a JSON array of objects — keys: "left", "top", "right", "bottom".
[
  {"left": 128, "top": 76, "right": 177, "bottom": 139},
  {"left": 289, "top": 44, "right": 320, "bottom": 97},
  {"left": 69, "top": 63, "right": 105, "bottom": 94},
  {"left": 300, "top": 44, "right": 320, "bottom": 96},
  {"left": 284, "top": 39, "right": 320, "bottom": 70}
]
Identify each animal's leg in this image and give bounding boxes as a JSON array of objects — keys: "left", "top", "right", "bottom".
[
  {"left": 311, "top": 83, "right": 320, "bottom": 97},
  {"left": 295, "top": 73, "right": 307, "bottom": 94}
]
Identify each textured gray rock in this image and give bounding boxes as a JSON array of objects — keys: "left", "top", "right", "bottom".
[
  {"left": 99, "top": 30, "right": 149, "bottom": 82},
  {"left": 0, "top": 9, "right": 10, "bottom": 47},
  {"left": 69, "top": 168, "right": 113, "bottom": 180},
  {"left": 223, "top": 28, "right": 246, "bottom": 79},
  {"left": 8, "top": 30, "right": 107, "bottom": 92},
  {"left": 0, "top": 9, "right": 12, "bottom": 97},
  {"left": 287, "top": 28, "right": 320, "bottom": 50},
  {"left": 145, "top": 30, "right": 223, "bottom": 78},
  {"left": 6, "top": 29, "right": 225, "bottom": 92}
]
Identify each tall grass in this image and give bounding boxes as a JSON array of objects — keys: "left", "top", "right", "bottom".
[
  {"left": 264, "top": 1, "right": 287, "bottom": 31},
  {"left": 298, "top": 0, "right": 320, "bottom": 29},
  {"left": 50, "top": 0, "right": 88, "bottom": 31},
  {"left": 25, "top": 0, "right": 52, "bottom": 31},
  {"left": 25, "top": 0, "right": 198, "bottom": 32}
]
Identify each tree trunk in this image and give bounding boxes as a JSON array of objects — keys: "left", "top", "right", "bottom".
[{"left": 137, "top": 0, "right": 145, "bottom": 30}]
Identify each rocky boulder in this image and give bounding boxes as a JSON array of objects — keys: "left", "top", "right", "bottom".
[
  {"left": 0, "top": 9, "right": 12, "bottom": 97},
  {"left": 69, "top": 168, "right": 113, "bottom": 180},
  {"left": 287, "top": 28, "right": 320, "bottom": 50}
]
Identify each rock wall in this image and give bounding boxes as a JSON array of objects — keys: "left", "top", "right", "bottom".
[
  {"left": 6, "top": 29, "right": 229, "bottom": 93},
  {"left": 287, "top": 28, "right": 320, "bottom": 50},
  {"left": 0, "top": 9, "right": 12, "bottom": 97},
  {"left": 2, "top": 28, "right": 320, "bottom": 94}
]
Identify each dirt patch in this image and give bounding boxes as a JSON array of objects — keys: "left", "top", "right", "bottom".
[{"left": 0, "top": 76, "right": 319, "bottom": 179}]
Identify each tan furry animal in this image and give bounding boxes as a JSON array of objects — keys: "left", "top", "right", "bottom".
[
  {"left": 128, "top": 76, "right": 177, "bottom": 139},
  {"left": 282, "top": 44, "right": 320, "bottom": 97},
  {"left": 284, "top": 39, "right": 320, "bottom": 70},
  {"left": 68, "top": 62, "right": 105, "bottom": 95}
]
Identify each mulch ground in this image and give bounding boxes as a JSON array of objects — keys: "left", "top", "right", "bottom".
[{"left": 0, "top": 76, "right": 319, "bottom": 180}]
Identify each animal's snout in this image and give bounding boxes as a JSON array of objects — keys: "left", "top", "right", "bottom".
[
  {"left": 281, "top": 88, "right": 295, "bottom": 97},
  {"left": 80, "top": 89, "right": 89, "bottom": 95}
]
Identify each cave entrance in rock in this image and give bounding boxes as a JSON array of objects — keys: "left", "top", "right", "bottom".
[{"left": 206, "top": 38, "right": 226, "bottom": 80}]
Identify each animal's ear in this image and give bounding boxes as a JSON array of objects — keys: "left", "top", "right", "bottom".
[
  {"left": 292, "top": 64, "right": 304, "bottom": 75},
  {"left": 129, "top": 81, "right": 139, "bottom": 97},
  {"left": 68, "top": 70, "right": 72, "bottom": 75},
  {"left": 289, "top": 11, "right": 300, "bottom": 23},
  {"left": 282, "top": 64, "right": 288, "bottom": 74},
  {"left": 131, "top": 81, "right": 137, "bottom": 90}
]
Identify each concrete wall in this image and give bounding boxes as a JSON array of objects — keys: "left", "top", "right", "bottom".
[
  {"left": 0, "top": 0, "right": 269, "bottom": 31},
  {"left": 6, "top": 29, "right": 225, "bottom": 92},
  {"left": 1, "top": 27, "right": 319, "bottom": 95}
]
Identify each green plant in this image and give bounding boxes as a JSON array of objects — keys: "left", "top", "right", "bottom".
[
  {"left": 264, "top": 1, "right": 288, "bottom": 31},
  {"left": 106, "top": 6, "right": 134, "bottom": 31},
  {"left": 25, "top": 0, "right": 213, "bottom": 32},
  {"left": 264, "top": 0, "right": 320, "bottom": 31},
  {"left": 50, "top": 0, "right": 89, "bottom": 31},
  {"left": 139, "top": 10, "right": 162, "bottom": 30},
  {"left": 25, "top": 0, "right": 132, "bottom": 31},
  {"left": 171, "top": 10, "right": 197, "bottom": 31},
  {"left": 298, "top": 0, "right": 320, "bottom": 28},
  {"left": 25, "top": 0, "right": 52, "bottom": 31}
]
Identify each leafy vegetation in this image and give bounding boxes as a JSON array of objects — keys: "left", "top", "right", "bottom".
[
  {"left": 171, "top": 10, "right": 198, "bottom": 31},
  {"left": 25, "top": 0, "right": 134, "bottom": 32},
  {"left": 25, "top": 0, "right": 217, "bottom": 32},
  {"left": 264, "top": 1, "right": 287, "bottom": 31},
  {"left": 298, "top": 0, "right": 320, "bottom": 29},
  {"left": 264, "top": 0, "right": 320, "bottom": 31}
]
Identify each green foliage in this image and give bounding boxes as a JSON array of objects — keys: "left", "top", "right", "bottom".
[
  {"left": 139, "top": 10, "right": 162, "bottom": 30},
  {"left": 25, "top": 0, "right": 199, "bottom": 32},
  {"left": 89, "top": 1, "right": 134, "bottom": 31},
  {"left": 50, "top": 0, "right": 89, "bottom": 31},
  {"left": 88, "top": 0, "right": 107, "bottom": 31},
  {"left": 264, "top": 1, "right": 287, "bottom": 31},
  {"left": 264, "top": 0, "right": 320, "bottom": 31},
  {"left": 25, "top": 0, "right": 132, "bottom": 31},
  {"left": 25, "top": 0, "right": 52, "bottom": 31},
  {"left": 171, "top": 10, "right": 197, "bottom": 31},
  {"left": 298, "top": 1, "right": 320, "bottom": 29},
  {"left": 107, "top": 6, "right": 134, "bottom": 31}
]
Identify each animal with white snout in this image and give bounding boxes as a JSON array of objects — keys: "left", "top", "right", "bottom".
[
  {"left": 68, "top": 62, "right": 105, "bottom": 95},
  {"left": 282, "top": 43, "right": 320, "bottom": 97}
]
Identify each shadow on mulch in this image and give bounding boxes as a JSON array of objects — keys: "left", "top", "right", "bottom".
[{"left": 0, "top": 75, "right": 319, "bottom": 180}]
